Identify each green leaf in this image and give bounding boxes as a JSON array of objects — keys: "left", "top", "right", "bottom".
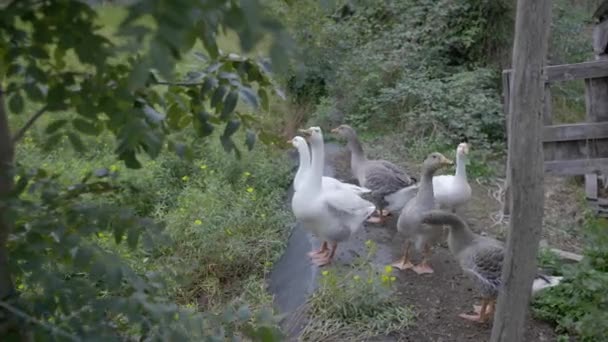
[
  {"left": 200, "top": 77, "right": 218, "bottom": 98},
  {"left": 195, "top": 112, "right": 215, "bottom": 138},
  {"left": 127, "top": 227, "right": 140, "bottom": 249},
  {"left": 177, "top": 115, "right": 192, "bottom": 129},
  {"left": 94, "top": 168, "right": 110, "bottom": 177},
  {"left": 67, "top": 132, "right": 86, "bottom": 152},
  {"left": 245, "top": 130, "right": 256, "bottom": 151},
  {"left": 167, "top": 104, "right": 184, "bottom": 130},
  {"left": 12, "top": 174, "right": 29, "bottom": 195},
  {"left": 221, "top": 90, "right": 239, "bottom": 120},
  {"left": 9, "top": 92, "right": 24, "bottom": 114},
  {"left": 258, "top": 88, "right": 269, "bottom": 111},
  {"left": 239, "top": 87, "right": 258, "bottom": 109},
  {"left": 143, "top": 105, "right": 165, "bottom": 124},
  {"left": 211, "top": 85, "right": 228, "bottom": 110},
  {"left": 47, "top": 85, "right": 67, "bottom": 110},
  {"left": 220, "top": 135, "right": 235, "bottom": 153},
  {"left": 74, "top": 247, "right": 94, "bottom": 269},
  {"left": 45, "top": 119, "right": 68, "bottom": 134},
  {"left": 119, "top": 150, "right": 142, "bottom": 169},
  {"left": 43, "top": 134, "right": 63, "bottom": 152},
  {"left": 223, "top": 120, "right": 240, "bottom": 137},
  {"left": 107, "top": 264, "right": 123, "bottom": 288},
  {"left": 114, "top": 224, "right": 127, "bottom": 245},
  {"left": 72, "top": 118, "right": 100, "bottom": 135},
  {"left": 24, "top": 83, "right": 45, "bottom": 102},
  {"left": 29, "top": 45, "right": 49, "bottom": 59}
]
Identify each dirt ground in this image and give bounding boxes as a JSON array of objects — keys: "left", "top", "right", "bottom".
[{"left": 307, "top": 142, "right": 583, "bottom": 341}]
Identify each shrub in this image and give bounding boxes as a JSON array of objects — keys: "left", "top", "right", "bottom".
[
  {"left": 533, "top": 216, "right": 608, "bottom": 341},
  {"left": 158, "top": 137, "right": 292, "bottom": 308}
]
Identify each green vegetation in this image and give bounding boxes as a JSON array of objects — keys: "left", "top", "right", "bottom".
[
  {"left": 1, "top": 0, "right": 606, "bottom": 340},
  {"left": 533, "top": 215, "right": 608, "bottom": 342},
  {"left": 1, "top": 0, "right": 292, "bottom": 340},
  {"left": 300, "top": 241, "right": 413, "bottom": 341}
]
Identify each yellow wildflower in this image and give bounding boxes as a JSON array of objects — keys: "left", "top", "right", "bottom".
[
  {"left": 243, "top": 171, "right": 251, "bottom": 177},
  {"left": 384, "top": 265, "right": 393, "bottom": 274},
  {"left": 200, "top": 164, "right": 207, "bottom": 170},
  {"left": 246, "top": 187, "right": 254, "bottom": 193},
  {"left": 321, "top": 270, "right": 329, "bottom": 276},
  {"left": 182, "top": 175, "right": 189, "bottom": 181},
  {"left": 194, "top": 219, "right": 202, "bottom": 225},
  {"left": 365, "top": 240, "right": 372, "bottom": 246},
  {"left": 353, "top": 275, "right": 360, "bottom": 281},
  {"left": 110, "top": 164, "right": 118, "bottom": 172},
  {"left": 390, "top": 276, "right": 396, "bottom": 282}
]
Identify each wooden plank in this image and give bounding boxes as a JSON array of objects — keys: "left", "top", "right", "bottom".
[
  {"left": 544, "top": 158, "right": 608, "bottom": 175},
  {"left": 549, "top": 248, "right": 584, "bottom": 262},
  {"left": 543, "top": 122, "right": 608, "bottom": 142},
  {"left": 503, "top": 59, "right": 608, "bottom": 83},
  {"left": 586, "top": 173, "right": 599, "bottom": 200},
  {"left": 490, "top": 0, "right": 551, "bottom": 340}
]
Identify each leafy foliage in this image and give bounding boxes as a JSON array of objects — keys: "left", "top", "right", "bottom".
[
  {"left": 0, "top": 0, "right": 293, "bottom": 340},
  {"left": 533, "top": 216, "right": 608, "bottom": 341},
  {"left": 273, "top": 0, "right": 511, "bottom": 151}
]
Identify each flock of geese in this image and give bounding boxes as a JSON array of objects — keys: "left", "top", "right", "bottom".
[{"left": 288, "top": 125, "right": 562, "bottom": 324}]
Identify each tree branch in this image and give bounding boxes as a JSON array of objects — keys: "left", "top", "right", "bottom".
[
  {"left": 0, "top": 301, "right": 81, "bottom": 342},
  {"left": 11, "top": 105, "right": 48, "bottom": 144}
]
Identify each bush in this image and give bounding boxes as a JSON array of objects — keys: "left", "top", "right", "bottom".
[
  {"left": 159, "top": 138, "right": 292, "bottom": 307},
  {"left": 10, "top": 129, "right": 291, "bottom": 339},
  {"left": 533, "top": 216, "right": 608, "bottom": 341},
  {"left": 274, "top": 0, "right": 511, "bottom": 152}
]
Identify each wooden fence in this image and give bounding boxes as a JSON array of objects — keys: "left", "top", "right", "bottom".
[{"left": 502, "top": 59, "right": 608, "bottom": 216}]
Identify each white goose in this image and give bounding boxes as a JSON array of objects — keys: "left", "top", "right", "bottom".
[
  {"left": 432, "top": 142, "right": 472, "bottom": 212},
  {"left": 289, "top": 136, "right": 371, "bottom": 195},
  {"left": 385, "top": 141, "right": 472, "bottom": 214},
  {"left": 291, "top": 127, "right": 376, "bottom": 266}
]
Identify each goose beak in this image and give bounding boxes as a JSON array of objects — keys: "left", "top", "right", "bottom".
[
  {"left": 330, "top": 127, "right": 339, "bottom": 133},
  {"left": 298, "top": 128, "right": 312, "bottom": 137},
  {"left": 442, "top": 156, "right": 454, "bottom": 166}
]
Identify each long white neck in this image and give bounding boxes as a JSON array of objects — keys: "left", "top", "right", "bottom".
[
  {"left": 455, "top": 153, "right": 467, "bottom": 180},
  {"left": 308, "top": 136, "right": 324, "bottom": 191},
  {"left": 294, "top": 143, "right": 311, "bottom": 191}
]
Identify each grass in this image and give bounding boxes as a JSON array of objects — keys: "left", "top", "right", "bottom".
[{"left": 299, "top": 241, "right": 414, "bottom": 341}]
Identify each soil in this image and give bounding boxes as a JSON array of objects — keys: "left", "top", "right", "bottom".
[{"left": 270, "top": 141, "right": 585, "bottom": 341}]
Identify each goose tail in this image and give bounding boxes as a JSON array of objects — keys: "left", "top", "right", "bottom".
[
  {"left": 531, "top": 274, "right": 563, "bottom": 296},
  {"left": 385, "top": 184, "right": 419, "bottom": 213}
]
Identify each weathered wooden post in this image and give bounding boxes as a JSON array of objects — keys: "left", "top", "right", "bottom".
[
  {"left": 588, "top": 1, "right": 608, "bottom": 214},
  {"left": 490, "top": 0, "right": 552, "bottom": 341}
]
